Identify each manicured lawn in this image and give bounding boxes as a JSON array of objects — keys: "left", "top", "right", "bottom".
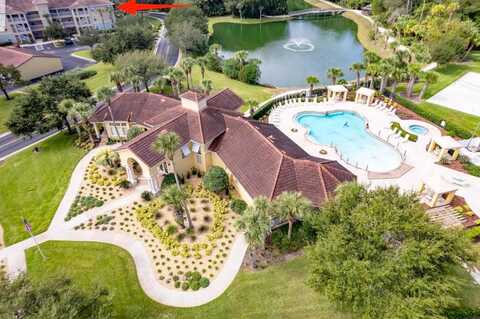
[
  {"left": 0, "top": 93, "right": 20, "bottom": 134},
  {"left": 208, "top": 16, "right": 291, "bottom": 34},
  {"left": 82, "top": 62, "right": 115, "bottom": 92},
  {"left": 191, "top": 65, "right": 275, "bottom": 111},
  {"left": 72, "top": 49, "right": 94, "bottom": 60},
  {"left": 288, "top": 0, "right": 314, "bottom": 11},
  {"left": 27, "top": 241, "right": 350, "bottom": 319},
  {"left": 0, "top": 133, "right": 85, "bottom": 245}
]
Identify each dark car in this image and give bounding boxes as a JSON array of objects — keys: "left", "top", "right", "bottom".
[{"left": 63, "top": 37, "right": 74, "bottom": 46}]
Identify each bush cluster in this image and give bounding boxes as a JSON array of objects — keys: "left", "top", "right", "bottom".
[
  {"left": 66, "top": 195, "right": 104, "bottom": 221},
  {"left": 141, "top": 191, "right": 153, "bottom": 201},
  {"left": 95, "top": 214, "right": 114, "bottom": 226},
  {"left": 67, "top": 68, "right": 98, "bottom": 80},
  {"left": 87, "top": 164, "right": 126, "bottom": 187},
  {"left": 230, "top": 199, "right": 247, "bottom": 214},
  {"left": 175, "top": 271, "right": 210, "bottom": 291},
  {"left": 135, "top": 186, "right": 229, "bottom": 258}
]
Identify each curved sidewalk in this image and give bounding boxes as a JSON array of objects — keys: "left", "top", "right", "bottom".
[{"left": 0, "top": 145, "right": 248, "bottom": 307}]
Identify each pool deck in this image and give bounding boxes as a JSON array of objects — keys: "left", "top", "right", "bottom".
[{"left": 270, "top": 100, "right": 480, "bottom": 218}]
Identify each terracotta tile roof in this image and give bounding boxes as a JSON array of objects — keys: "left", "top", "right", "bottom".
[
  {"left": 0, "top": 46, "right": 59, "bottom": 67},
  {"left": 118, "top": 115, "right": 191, "bottom": 167},
  {"left": 207, "top": 88, "right": 244, "bottom": 111},
  {"left": 90, "top": 92, "right": 181, "bottom": 124},
  {"left": 180, "top": 90, "right": 208, "bottom": 102},
  {"left": 209, "top": 115, "right": 355, "bottom": 206},
  {"left": 6, "top": 0, "right": 111, "bottom": 13}
]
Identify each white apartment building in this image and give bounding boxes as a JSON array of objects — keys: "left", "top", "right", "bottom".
[{"left": 5, "top": 0, "right": 115, "bottom": 43}]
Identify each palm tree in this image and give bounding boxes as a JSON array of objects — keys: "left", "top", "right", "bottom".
[
  {"left": 245, "top": 99, "right": 258, "bottom": 115},
  {"left": 95, "top": 148, "right": 120, "bottom": 168},
  {"left": 363, "top": 51, "right": 380, "bottom": 66},
  {"left": 327, "top": 68, "right": 343, "bottom": 85},
  {"left": 180, "top": 57, "right": 195, "bottom": 89},
  {"left": 349, "top": 63, "right": 364, "bottom": 87},
  {"left": 366, "top": 63, "right": 381, "bottom": 89},
  {"left": 58, "top": 99, "right": 81, "bottom": 136},
  {"left": 389, "top": 65, "right": 406, "bottom": 97},
  {"left": 378, "top": 59, "right": 394, "bottom": 93},
  {"left": 109, "top": 71, "right": 124, "bottom": 93},
  {"left": 63, "top": 100, "right": 96, "bottom": 144},
  {"left": 272, "top": 192, "right": 312, "bottom": 240},
  {"left": 305, "top": 75, "right": 319, "bottom": 96},
  {"left": 153, "top": 131, "right": 181, "bottom": 188},
  {"left": 97, "top": 86, "right": 120, "bottom": 139},
  {"left": 161, "top": 185, "right": 193, "bottom": 229},
  {"left": 234, "top": 50, "right": 249, "bottom": 65},
  {"left": 406, "top": 63, "right": 421, "bottom": 98},
  {"left": 235, "top": 196, "right": 272, "bottom": 267},
  {"left": 201, "top": 79, "right": 213, "bottom": 95},
  {"left": 209, "top": 43, "right": 222, "bottom": 56},
  {"left": 419, "top": 72, "right": 438, "bottom": 100},
  {"left": 166, "top": 67, "right": 185, "bottom": 97},
  {"left": 196, "top": 56, "right": 208, "bottom": 81}
]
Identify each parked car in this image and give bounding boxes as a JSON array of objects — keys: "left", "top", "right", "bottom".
[{"left": 63, "top": 37, "right": 74, "bottom": 46}]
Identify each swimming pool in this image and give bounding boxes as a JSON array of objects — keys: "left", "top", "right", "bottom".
[
  {"left": 296, "top": 111, "right": 402, "bottom": 172},
  {"left": 408, "top": 124, "right": 429, "bottom": 135}
]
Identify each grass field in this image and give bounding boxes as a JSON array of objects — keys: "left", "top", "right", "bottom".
[
  {"left": 288, "top": 0, "right": 314, "bottom": 11},
  {"left": 191, "top": 65, "right": 276, "bottom": 111},
  {"left": 208, "top": 16, "right": 291, "bottom": 34},
  {"left": 26, "top": 241, "right": 350, "bottom": 319},
  {"left": 0, "top": 133, "right": 85, "bottom": 245},
  {"left": 72, "top": 49, "right": 94, "bottom": 60},
  {"left": 0, "top": 93, "right": 20, "bottom": 134},
  {"left": 82, "top": 62, "right": 115, "bottom": 92},
  {"left": 394, "top": 52, "right": 480, "bottom": 137}
]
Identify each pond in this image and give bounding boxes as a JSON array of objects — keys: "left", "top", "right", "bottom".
[{"left": 210, "top": 17, "right": 365, "bottom": 88}]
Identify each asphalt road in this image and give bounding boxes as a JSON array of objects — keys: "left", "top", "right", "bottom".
[{"left": 0, "top": 16, "right": 179, "bottom": 162}]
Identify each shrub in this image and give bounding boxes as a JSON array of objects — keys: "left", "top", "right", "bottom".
[
  {"left": 166, "top": 224, "right": 178, "bottom": 235},
  {"left": 203, "top": 166, "right": 229, "bottom": 193},
  {"left": 175, "top": 281, "right": 181, "bottom": 288},
  {"left": 230, "top": 199, "right": 247, "bottom": 214},
  {"left": 464, "top": 162, "right": 480, "bottom": 177},
  {"left": 161, "top": 174, "right": 176, "bottom": 189},
  {"left": 118, "top": 180, "right": 131, "bottom": 189},
  {"left": 127, "top": 126, "right": 145, "bottom": 140},
  {"left": 68, "top": 68, "right": 97, "bottom": 80},
  {"left": 465, "top": 226, "right": 480, "bottom": 240},
  {"left": 141, "top": 191, "right": 153, "bottom": 201},
  {"left": 95, "top": 214, "right": 114, "bottom": 226},
  {"left": 199, "top": 277, "right": 210, "bottom": 288},
  {"left": 190, "top": 281, "right": 200, "bottom": 291},
  {"left": 181, "top": 282, "right": 189, "bottom": 291}
]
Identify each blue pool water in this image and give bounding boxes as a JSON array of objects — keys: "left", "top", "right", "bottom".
[
  {"left": 408, "top": 124, "right": 429, "bottom": 135},
  {"left": 296, "top": 111, "right": 402, "bottom": 172}
]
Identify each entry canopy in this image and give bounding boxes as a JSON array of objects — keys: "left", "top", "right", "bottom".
[
  {"left": 421, "top": 174, "right": 458, "bottom": 195},
  {"left": 433, "top": 136, "right": 462, "bottom": 150},
  {"left": 356, "top": 87, "right": 375, "bottom": 97},
  {"left": 327, "top": 85, "right": 348, "bottom": 93}
]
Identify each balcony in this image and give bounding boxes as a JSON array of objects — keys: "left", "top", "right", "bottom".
[
  {"left": 26, "top": 14, "right": 41, "bottom": 20},
  {"left": 30, "top": 24, "right": 43, "bottom": 31}
]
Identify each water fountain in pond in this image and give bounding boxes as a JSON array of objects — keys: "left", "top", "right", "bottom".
[{"left": 283, "top": 38, "right": 315, "bottom": 52}]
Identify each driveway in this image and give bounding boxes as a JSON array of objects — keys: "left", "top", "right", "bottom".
[{"left": 40, "top": 44, "right": 95, "bottom": 71}]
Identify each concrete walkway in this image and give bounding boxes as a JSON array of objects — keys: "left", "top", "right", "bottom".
[{"left": 0, "top": 146, "right": 248, "bottom": 307}]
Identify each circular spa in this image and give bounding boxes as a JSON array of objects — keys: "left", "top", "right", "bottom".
[
  {"left": 407, "top": 124, "right": 429, "bottom": 136},
  {"left": 296, "top": 111, "right": 402, "bottom": 173}
]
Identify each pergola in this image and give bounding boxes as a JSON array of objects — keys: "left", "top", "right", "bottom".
[
  {"left": 327, "top": 85, "right": 348, "bottom": 102},
  {"left": 419, "top": 174, "right": 458, "bottom": 208},
  {"left": 355, "top": 87, "right": 376, "bottom": 105},
  {"left": 427, "top": 136, "right": 463, "bottom": 161}
]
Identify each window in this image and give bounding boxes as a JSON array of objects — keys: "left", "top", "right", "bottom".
[
  {"left": 192, "top": 142, "right": 201, "bottom": 154},
  {"left": 181, "top": 144, "right": 191, "bottom": 158}
]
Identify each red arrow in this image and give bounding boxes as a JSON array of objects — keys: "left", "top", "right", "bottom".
[{"left": 118, "top": 0, "right": 191, "bottom": 16}]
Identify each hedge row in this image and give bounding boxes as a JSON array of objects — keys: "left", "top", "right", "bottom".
[{"left": 390, "top": 122, "right": 418, "bottom": 142}]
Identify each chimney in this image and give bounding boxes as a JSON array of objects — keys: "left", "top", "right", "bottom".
[{"left": 180, "top": 91, "right": 208, "bottom": 112}]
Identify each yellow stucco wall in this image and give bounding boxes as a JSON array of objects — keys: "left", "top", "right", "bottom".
[{"left": 17, "top": 57, "right": 63, "bottom": 81}]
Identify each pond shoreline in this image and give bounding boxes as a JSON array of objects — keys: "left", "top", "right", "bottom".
[{"left": 208, "top": 2, "right": 391, "bottom": 59}]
